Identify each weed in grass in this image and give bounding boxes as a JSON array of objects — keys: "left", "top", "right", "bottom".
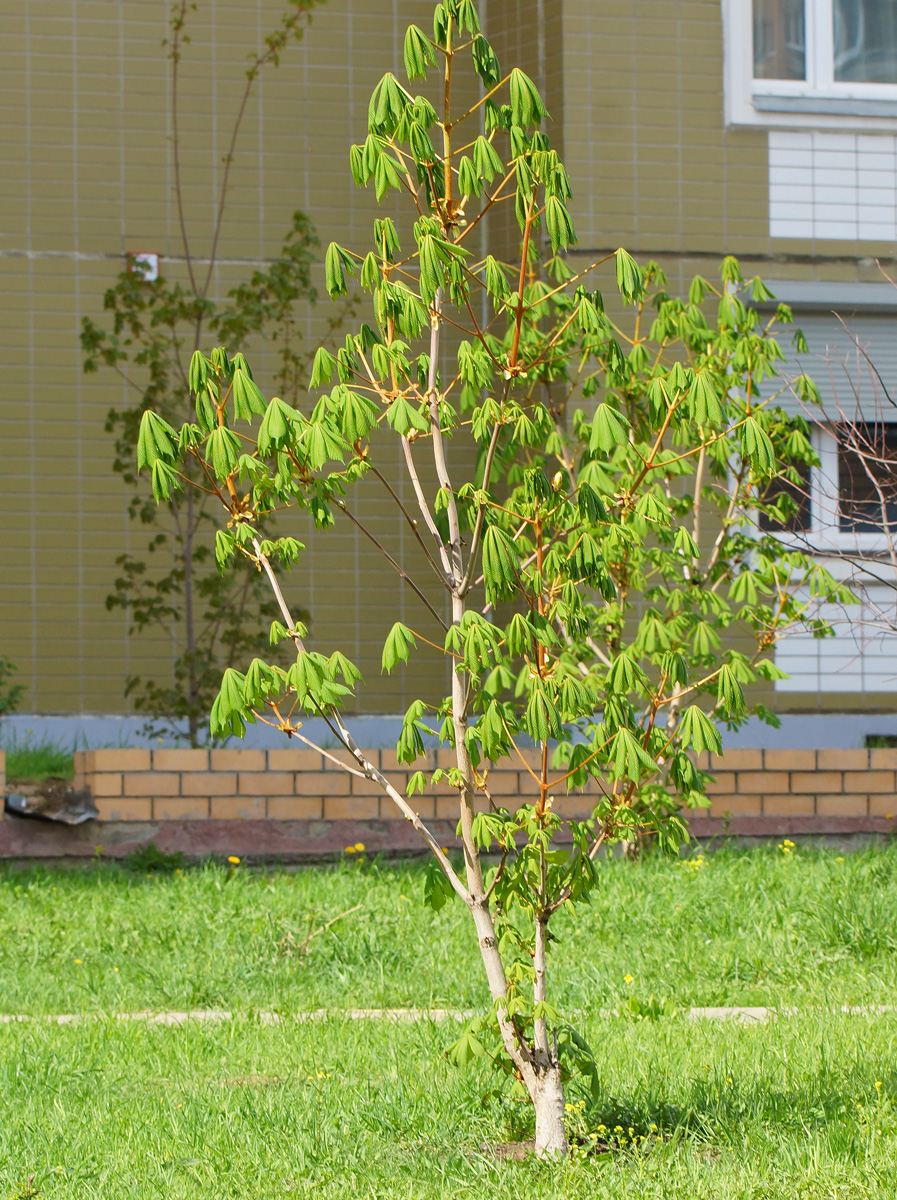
[
  {"left": 2, "top": 737, "right": 74, "bottom": 784},
  {"left": 122, "top": 842, "right": 186, "bottom": 874}
]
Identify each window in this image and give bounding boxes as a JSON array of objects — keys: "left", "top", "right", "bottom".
[
  {"left": 724, "top": 0, "right": 897, "bottom": 127},
  {"left": 837, "top": 421, "right": 897, "bottom": 531}
]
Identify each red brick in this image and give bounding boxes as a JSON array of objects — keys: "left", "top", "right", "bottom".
[
  {"left": 436, "top": 796, "right": 461, "bottom": 819},
  {"left": 869, "top": 797, "right": 897, "bottom": 817},
  {"left": 765, "top": 750, "right": 817, "bottom": 770},
  {"left": 153, "top": 798, "right": 210, "bottom": 820},
  {"left": 817, "top": 794, "right": 867, "bottom": 817},
  {"left": 89, "top": 748, "right": 151, "bottom": 772},
  {"left": 180, "top": 772, "right": 237, "bottom": 796},
  {"left": 211, "top": 796, "right": 265, "bottom": 819},
  {"left": 296, "top": 771, "right": 349, "bottom": 796},
  {"left": 96, "top": 798, "right": 152, "bottom": 821},
  {"left": 237, "top": 772, "right": 294, "bottom": 796},
  {"left": 267, "top": 796, "right": 325, "bottom": 820},
  {"left": 89, "top": 773, "right": 123, "bottom": 797},
  {"left": 845, "top": 771, "right": 895, "bottom": 793},
  {"left": 709, "top": 794, "right": 762, "bottom": 817},
  {"left": 711, "top": 749, "right": 762, "bottom": 770},
  {"left": 266, "top": 748, "right": 322, "bottom": 771},
  {"left": 553, "top": 795, "right": 595, "bottom": 818},
  {"left": 123, "top": 773, "right": 179, "bottom": 797},
  {"left": 705, "top": 771, "right": 736, "bottom": 796},
  {"left": 791, "top": 771, "right": 841, "bottom": 794},
  {"left": 436, "top": 748, "right": 461, "bottom": 769},
  {"left": 351, "top": 774, "right": 388, "bottom": 796},
  {"left": 324, "top": 796, "right": 379, "bottom": 819},
  {"left": 818, "top": 749, "right": 868, "bottom": 770},
  {"left": 210, "top": 748, "right": 266, "bottom": 771},
  {"left": 762, "top": 794, "right": 815, "bottom": 816},
  {"left": 323, "top": 748, "right": 361, "bottom": 772},
  {"left": 870, "top": 749, "right": 897, "bottom": 770},
  {"left": 153, "top": 749, "right": 209, "bottom": 771},
  {"left": 738, "top": 771, "right": 788, "bottom": 793}
]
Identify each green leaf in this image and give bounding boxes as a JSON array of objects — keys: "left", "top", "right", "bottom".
[
  {"left": 424, "top": 858, "right": 455, "bottom": 912},
  {"left": 509, "top": 68, "right": 548, "bottom": 126},
  {"left": 310, "top": 347, "right": 337, "bottom": 390},
  {"left": 150, "top": 459, "right": 181, "bottom": 502},
  {"left": 403, "top": 23, "right": 436, "bottom": 80},
  {"left": 257, "top": 396, "right": 296, "bottom": 456},
  {"left": 471, "top": 35, "right": 501, "bottom": 87},
  {"left": 386, "top": 394, "right": 428, "bottom": 436},
  {"left": 545, "top": 195, "right": 576, "bottom": 253},
  {"left": 210, "top": 668, "right": 247, "bottom": 739},
  {"left": 742, "top": 415, "right": 777, "bottom": 476},
  {"left": 446, "top": 1023, "right": 487, "bottom": 1069},
  {"left": 481, "top": 524, "right": 519, "bottom": 602},
  {"left": 614, "top": 248, "right": 643, "bottom": 302},
  {"left": 678, "top": 705, "right": 722, "bottom": 756},
  {"left": 525, "top": 686, "right": 562, "bottom": 743},
  {"left": 590, "top": 403, "right": 630, "bottom": 453},
  {"left": 214, "top": 529, "right": 235, "bottom": 571},
  {"left": 716, "top": 664, "right": 745, "bottom": 715},
  {"left": 325, "top": 242, "right": 352, "bottom": 299},
  {"left": 382, "top": 621, "right": 417, "bottom": 672},
  {"left": 231, "top": 368, "right": 266, "bottom": 421},
  {"left": 611, "top": 727, "right": 657, "bottom": 782},
  {"left": 188, "top": 351, "right": 211, "bottom": 393},
  {"left": 137, "top": 410, "right": 178, "bottom": 470},
  {"left": 687, "top": 371, "right": 723, "bottom": 425},
  {"left": 205, "top": 426, "right": 242, "bottom": 480}
]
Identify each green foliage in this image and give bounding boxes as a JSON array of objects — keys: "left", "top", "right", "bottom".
[
  {"left": 0, "top": 657, "right": 25, "bottom": 718},
  {"left": 135, "top": 0, "right": 846, "bottom": 1152},
  {"left": 2, "top": 739, "right": 74, "bottom": 783},
  {"left": 122, "top": 841, "right": 186, "bottom": 875}
]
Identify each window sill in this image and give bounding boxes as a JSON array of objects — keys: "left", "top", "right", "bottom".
[{"left": 754, "top": 94, "right": 897, "bottom": 119}]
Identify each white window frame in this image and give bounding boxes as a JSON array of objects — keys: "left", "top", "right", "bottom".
[
  {"left": 770, "top": 422, "right": 897, "bottom": 554},
  {"left": 724, "top": 0, "right": 897, "bottom": 130}
]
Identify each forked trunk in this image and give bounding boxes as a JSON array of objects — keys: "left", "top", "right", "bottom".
[{"left": 531, "top": 1063, "right": 568, "bottom": 1158}]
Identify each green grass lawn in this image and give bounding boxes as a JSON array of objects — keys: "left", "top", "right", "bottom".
[{"left": 1, "top": 844, "right": 896, "bottom": 1197}]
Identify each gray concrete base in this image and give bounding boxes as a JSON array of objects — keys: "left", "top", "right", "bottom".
[{"left": 5, "top": 712, "right": 897, "bottom": 752}]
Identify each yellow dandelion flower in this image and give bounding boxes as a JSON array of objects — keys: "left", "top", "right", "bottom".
[
  {"left": 227, "top": 856, "right": 241, "bottom": 865},
  {"left": 624, "top": 973, "right": 634, "bottom": 984},
  {"left": 354, "top": 842, "right": 366, "bottom": 852},
  {"left": 887, "top": 814, "right": 894, "bottom": 820},
  {"left": 875, "top": 1080, "right": 883, "bottom": 1088},
  {"left": 836, "top": 856, "right": 845, "bottom": 863},
  {"left": 345, "top": 846, "right": 356, "bottom": 854},
  {"left": 74, "top": 959, "right": 82, "bottom": 965}
]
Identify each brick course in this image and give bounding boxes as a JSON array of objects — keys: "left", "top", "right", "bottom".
[{"left": 2, "top": 748, "right": 889, "bottom": 835}]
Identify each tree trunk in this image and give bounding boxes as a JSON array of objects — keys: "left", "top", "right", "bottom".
[{"left": 531, "top": 1063, "right": 568, "bottom": 1158}]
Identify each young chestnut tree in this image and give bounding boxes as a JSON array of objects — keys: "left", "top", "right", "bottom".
[{"left": 137, "top": 0, "right": 846, "bottom": 1155}]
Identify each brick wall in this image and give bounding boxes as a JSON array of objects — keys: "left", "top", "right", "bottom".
[
  {"left": 69, "top": 746, "right": 897, "bottom": 827},
  {"left": 0, "top": 750, "right": 4, "bottom": 815},
  {"left": 699, "top": 749, "right": 897, "bottom": 822},
  {"left": 73, "top": 747, "right": 551, "bottom": 823}
]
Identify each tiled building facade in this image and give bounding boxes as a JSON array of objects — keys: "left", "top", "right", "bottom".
[{"left": 2, "top": 0, "right": 897, "bottom": 724}]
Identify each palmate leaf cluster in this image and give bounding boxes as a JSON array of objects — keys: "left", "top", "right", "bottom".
[{"left": 136, "top": 0, "right": 848, "bottom": 1133}]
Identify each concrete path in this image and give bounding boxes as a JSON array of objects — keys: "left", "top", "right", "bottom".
[{"left": 0, "top": 1005, "right": 892, "bottom": 1026}]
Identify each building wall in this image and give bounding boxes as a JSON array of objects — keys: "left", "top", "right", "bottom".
[
  {"left": 3, "top": 0, "right": 896, "bottom": 724},
  {"left": 0, "top": 0, "right": 458, "bottom": 718}
]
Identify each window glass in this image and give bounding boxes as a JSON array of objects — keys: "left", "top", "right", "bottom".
[
  {"left": 759, "top": 463, "right": 812, "bottom": 532},
  {"left": 834, "top": 0, "right": 897, "bottom": 83},
  {"left": 838, "top": 423, "right": 897, "bottom": 531},
  {"left": 753, "top": 0, "right": 807, "bottom": 79}
]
